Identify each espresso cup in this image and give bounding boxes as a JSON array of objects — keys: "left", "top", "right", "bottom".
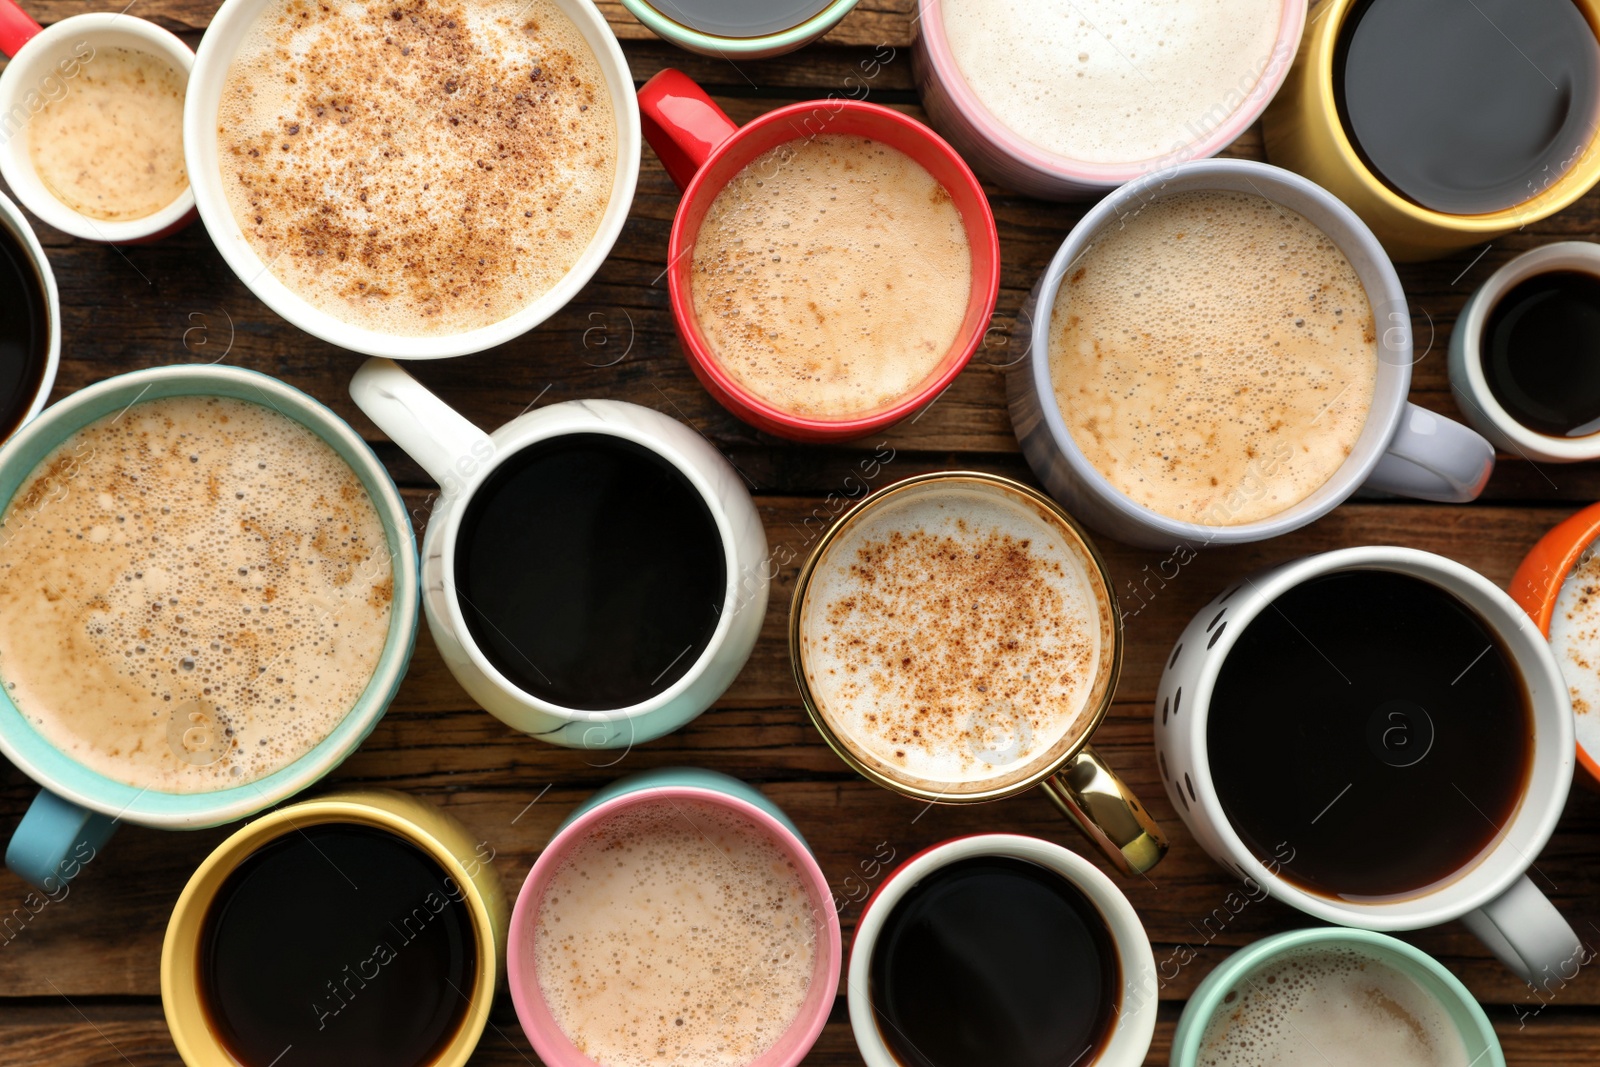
[
  {"left": 162, "top": 788, "right": 507, "bottom": 1067},
  {"left": 1169, "top": 928, "right": 1505, "bottom": 1067},
  {"left": 1156, "top": 546, "right": 1582, "bottom": 984},
  {"left": 350, "top": 358, "right": 766, "bottom": 748},
  {"left": 184, "top": 0, "right": 640, "bottom": 359},
  {"left": 790, "top": 470, "right": 1166, "bottom": 875},
  {"left": 1262, "top": 0, "right": 1600, "bottom": 261},
  {"left": 620, "top": 0, "right": 859, "bottom": 58},
  {"left": 1449, "top": 242, "right": 1600, "bottom": 463},
  {"left": 910, "top": 0, "right": 1306, "bottom": 200},
  {"left": 637, "top": 68, "right": 1000, "bottom": 442},
  {"left": 0, "top": 191, "right": 60, "bottom": 444},
  {"left": 1010, "top": 158, "right": 1496, "bottom": 550},
  {"left": 0, "top": 5, "right": 197, "bottom": 243},
  {"left": 1512, "top": 501, "right": 1600, "bottom": 790},
  {"left": 507, "top": 767, "right": 841, "bottom": 1067},
  {"left": 849, "top": 834, "right": 1158, "bottom": 1067},
  {"left": 0, "top": 365, "right": 419, "bottom": 891}
]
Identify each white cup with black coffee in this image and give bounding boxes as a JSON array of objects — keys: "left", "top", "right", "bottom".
[{"left": 350, "top": 358, "right": 768, "bottom": 748}]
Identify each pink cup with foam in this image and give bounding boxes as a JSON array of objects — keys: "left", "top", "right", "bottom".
[{"left": 507, "top": 768, "right": 842, "bottom": 1067}]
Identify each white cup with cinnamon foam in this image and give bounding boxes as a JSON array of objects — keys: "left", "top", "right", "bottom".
[{"left": 184, "top": 0, "right": 640, "bottom": 359}]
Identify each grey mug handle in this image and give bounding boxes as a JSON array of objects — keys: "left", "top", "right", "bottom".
[{"left": 1365, "top": 402, "right": 1495, "bottom": 501}]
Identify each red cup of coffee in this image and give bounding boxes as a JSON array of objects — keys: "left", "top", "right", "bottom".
[{"left": 640, "top": 69, "right": 1000, "bottom": 443}]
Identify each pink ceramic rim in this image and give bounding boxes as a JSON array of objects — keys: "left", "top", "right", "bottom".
[
  {"left": 916, "top": 0, "right": 1306, "bottom": 181},
  {"left": 506, "top": 786, "right": 843, "bottom": 1067}
]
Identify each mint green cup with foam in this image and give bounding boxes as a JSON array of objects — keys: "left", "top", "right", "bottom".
[
  {"left": 0, "top": 365, "right": 418, "bottom": 891},
  {"left": 619, "top": 0, "right": 859, "bottom": 59},
  {"left": 1171, "top": 928, "right": 1504, "bottom": 1067}
]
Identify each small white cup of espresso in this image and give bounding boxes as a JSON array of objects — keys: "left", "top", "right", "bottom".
[
  {"left": 1449, "top": 241, "right": 1600, "bottom": 463},
  {"left": 349, "top": 358, "right": 768, "bottom": 748},
  {"left": 1155, "top": 545, "right": 1583, "bottom": 984},
  {"left": 1009, "top": 158, "right": 1497, "bottom": 550},
  {"left": 0, "top": 7, "right": 196, "bottom": 243},
  {"left": 0, "top": 192, "right": 60, "bottom": 444}
]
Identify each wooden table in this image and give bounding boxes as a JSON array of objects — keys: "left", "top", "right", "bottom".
[{"left": 2, "top": 2, "right": 1599, "bottom": 1063}]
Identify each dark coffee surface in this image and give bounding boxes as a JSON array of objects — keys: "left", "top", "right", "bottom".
[
  {"left": 454, "top": 433, "right": 726, "bottom": 710},
  {"left": 0, "top": 222, "right": 48, "bottom": 443},
  {"left": 640, "top": 0, "right": 838, "bottom": 38},
  {"left": 1484, "top": 270, "right": 1600, "bottom": 437},
  {"left": 868, "top": 856, "right": 1119, "bottom": 1067},
  {"left": 199, "top": 824, "right": 477, "bottom": 1067},
  {"left": 1337, "top": 0, "right": 1600, "bottom": 214},
  {"left": 1209, "top": 570, "right": 1532, "bottom": 900}
]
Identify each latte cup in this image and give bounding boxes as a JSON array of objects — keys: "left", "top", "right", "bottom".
[
  {"left": 0, "top": 365, "right": 420, "bottom": 891},
  {"left": 1156, "top": 546, "right": 1582, "bottom": 984},
  {"left": 0, "top": 191, "right": 60, "bottom": 443},
  {"left": 1449, "top": 242, "right": 1600, "bottom": 463},
  {"left": 1009, "top": 159, "right": 1496, "bottom": 550},
  {"left": 910, "top": 0, "right": 1306, "bottom": 200},
  {"left": 849, "top": 834, "right": 1158, "bottom": 1067},
  {"left": 0, "top": 4, "right": 197, "bottom": 243},
  {"left": 1169, "top": 928, "right": 1504, "bottom": 1067},
  {"left": 790, "top": 471, "right": 1167, "bottom": 876},
  {"left": 507, "top": 768, "right": 841, "bottom": 1067},
  {"left": 349, "top": 358, "right": 767, "bottom": 748},
  {"left": 637, "top": 68, "right": 1000, "bottom": 442},
  {"left": 184, "top": 0, "right": 640, "bottom": 358}
]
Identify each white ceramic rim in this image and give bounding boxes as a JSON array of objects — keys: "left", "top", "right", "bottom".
[
  {"left": 848, "top": 834, "right": 1158, "bottom": 1067},
  {"left": 436, "top": 404, "right": 749, "bottom": 726},
  {"left": 1179, "top": 546, "right": 1574, "bottom": 930},
  {"left": 915, "top": 0, "right": 1306, "bottom": 185},
  {"left": 1028, "top": 158, "right": 1414, "bottom": 546},
  {"left": 0, "top": 192, "right": 60, "bottom": 436},
  {"left": 0, "top": 14, "right": 197, "bottom": 243},
  {"left": 182, "top": 0, "right": 641, "bottom": 359},
  {"left": 1453, "top": 241, "right": 1600, "bottom": 460}
]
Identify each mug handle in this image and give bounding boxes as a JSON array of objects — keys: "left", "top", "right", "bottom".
[
  {"left": 5, "top": 790, "right": 118, "bottom": 891},
  {"left": 349, "top": 358, "right": 493, "bottom": 496},
  {"left": 0, "top": 0, "right": 41, "bottom": 58},
  {"left": 1364, "top": 402, "right": 1495, "bottom": 502},
  {"left": 1039, "top": 745, "right": 1168, "bottom": 875},
  {"left": 638, "top": 68, "right": 740, "bottom": 191},
  {"left": 1459, "top": 874, "right": 1585, "bottom": 986}
]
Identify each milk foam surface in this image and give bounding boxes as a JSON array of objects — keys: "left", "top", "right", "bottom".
[
  {"left": 533, "top": 800, "right": 817, "bottom": 1067},
  {"left": 800, "top": 484, "right": 1104, "bottom": 786},
  {"left": 0, "top": 397, "right": 393, "bottom": 793},
  {"left": 691, "top": 135, "right": 971, "bottom": 420},
  {"left": 30, "top": 47, "right": 189, "bottom": 221},
  {"left": 218, "top": 0, "right": 616, "bottom": 336},
  {"left": 941, "top": 0, "right": 1284, "bottom": 165},
  {"left": 1547, "top": 536, "right": 1600, "bottom": 765},
  {"left": 1196, "top": 946, "right": 1469, "bottom": 1067},
  {"left": 1050, "top": 190, "right": 1377, "bottom": 526}
]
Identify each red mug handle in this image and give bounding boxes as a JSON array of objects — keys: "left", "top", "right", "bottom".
[
  {"left": 0, "top": 0, "right": 42, "bottom": 57},
  {"left": 639, "top": 68, "right": 740, "bottom": 191}
]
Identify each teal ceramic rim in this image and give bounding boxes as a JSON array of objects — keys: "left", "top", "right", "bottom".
[
  {"left": 1170, "top": 928, "right": 1505, "bottom": 1067},
  {"left": 0, "top": 365, "right": 419, "bottom": 828},
  {"left": 618, "top": 0, "right": 859, "bottom": 55}
]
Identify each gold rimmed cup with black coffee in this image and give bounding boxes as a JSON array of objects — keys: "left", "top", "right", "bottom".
[{"left": 789, "top": 471, "right": 1165, "bottom": 875}]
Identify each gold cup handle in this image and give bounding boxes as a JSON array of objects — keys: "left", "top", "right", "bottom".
[{"left": 1040, "top": 745, "right": 1167, "bottom": 875}]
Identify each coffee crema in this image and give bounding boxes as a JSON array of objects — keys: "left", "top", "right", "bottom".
[
  {"left": 800, "top": 481, "right": 1109, "bottom": 789},
  {"left": 533, "top": 800, "right": 817, "bottom": 1067},
  {"left": 1196, "top": 946, "right": 1468, "bottom": 1067},
  {"left": 0, "top": 396, "right": 393, "bottom": 793},
  {"left": 941, "top": 0, "right": 1284, "bottom": 165},
  {"left": 1050, "top": 190, "right": 1377, "bottom": 526},
  {"left": 30, "top": 46, "right": 189, "bottom": 222},
  {"left": 691, "top": 134, "right": 971, "bottom": 420},
  {"left": 218, "top": 0, "right": 617, "bottom": 336},
  {"left": 1547, "top": 536, "right": 1600, "bottom": 767}
]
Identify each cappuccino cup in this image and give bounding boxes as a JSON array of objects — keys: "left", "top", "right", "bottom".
[
  {"left": 789, "top": 471, "right": 1166, "bottom": 875},
  {"left": 350, "top": 359, "right": 767, "bottom": 748},
  {"left": 1010, "top": 159, "right": 1496, "bottom": 550},
  {"left": 1156, "top": 546, "right": 1582, "bottom": 984}
]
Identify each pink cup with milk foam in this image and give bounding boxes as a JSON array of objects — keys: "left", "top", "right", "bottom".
[{"left": 507, "top": 768, "right": 842, "bottom": 1067}]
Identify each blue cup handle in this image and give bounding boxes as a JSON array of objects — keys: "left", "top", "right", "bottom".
[{"left": 5, "top": 790, "right": 119, "bottom": 891}]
